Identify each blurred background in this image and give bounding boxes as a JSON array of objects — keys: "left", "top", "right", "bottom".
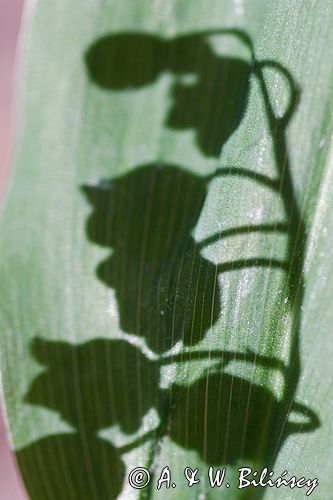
[{"left": 0, "top": 0, "right": 26, "bottom": 497}]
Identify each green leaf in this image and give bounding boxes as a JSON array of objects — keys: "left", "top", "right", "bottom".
[{"left": 1, "top": 0, "right": 333, "bottom": 498}]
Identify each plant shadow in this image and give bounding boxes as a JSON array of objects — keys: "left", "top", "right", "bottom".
[
  {"left": 85, "top": 31, "right": 252, "bottom": 158},
  {"left": 16, "top": 336, "right": 319, "bottom": 499},
  {"left": 16, "top": 29, "right": 320, "bottom": 499}
]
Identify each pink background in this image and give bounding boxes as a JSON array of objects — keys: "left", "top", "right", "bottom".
[{"left": 0, "top": 0, "right": 27, "bottom": 498}]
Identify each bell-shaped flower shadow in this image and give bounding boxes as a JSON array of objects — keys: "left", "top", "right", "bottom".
[
  {"left": 83, "top": 163, "right": 220, "bottom": 354},
  {"left": 85, "top": 32, "right": 251, "bottom": 157}
]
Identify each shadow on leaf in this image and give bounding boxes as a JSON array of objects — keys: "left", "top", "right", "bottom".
[{"left": 16, "top": 29, "right": 320, "bottom": 500}]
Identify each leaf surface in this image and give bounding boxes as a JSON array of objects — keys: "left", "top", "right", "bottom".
[{"left": 1, "top": 1, "right": 333, "bottom": 498}]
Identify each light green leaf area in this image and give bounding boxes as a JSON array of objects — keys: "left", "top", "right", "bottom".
[{"left": 1, "top": 0, "right": 333, "bottom": 498}]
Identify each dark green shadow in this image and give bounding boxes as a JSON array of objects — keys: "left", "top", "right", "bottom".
[{"left": 16, "top": 29, "right": 320, "bottom": 500}]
